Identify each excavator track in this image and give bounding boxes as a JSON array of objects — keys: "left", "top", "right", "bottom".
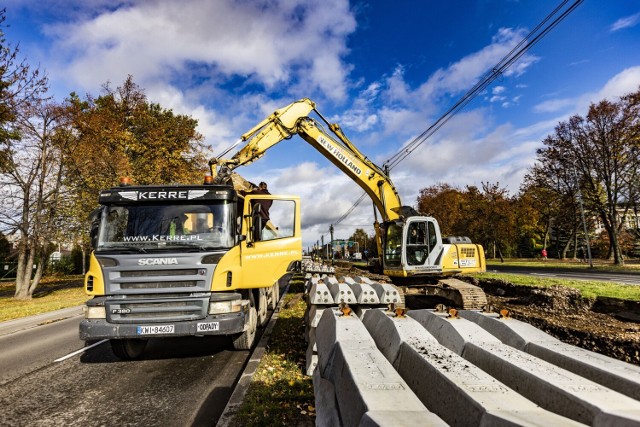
[{"left": 400, "top": 277, "right": 488, "bottom": 310}]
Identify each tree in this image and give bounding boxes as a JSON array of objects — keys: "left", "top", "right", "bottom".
[
  {"left": 0, "top": 10, "right": 56, "bottom": 299},
  {"left": 61, "top": 76, "right": 208, "bottom": 267},
  {"left": 348, "top": 228, "right": 369, "bottom": 255},
  {"left": 416, "top": 183, "right": 467, "bottom": 236},
  {"left": 531, "top": 87, "right": 640, "bottom": 265}
]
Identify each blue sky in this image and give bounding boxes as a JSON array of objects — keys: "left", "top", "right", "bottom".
[{"left": 5, "top": 0, "right": 640, "bottom": 249}]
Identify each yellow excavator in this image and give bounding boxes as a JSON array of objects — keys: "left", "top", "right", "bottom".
[{"left": 210, "top": 98, "right": 487, "bottom": 309}]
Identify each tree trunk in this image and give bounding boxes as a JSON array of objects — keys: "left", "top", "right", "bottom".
[
  {"left": 495, "top": 239, "right": 504, "bottom": 263},
  {"left": 28, "top": 246, "right": 46, "bottom": 296},
  {"left": 14, "top": 238, "right": 30, "bottom": 300}
]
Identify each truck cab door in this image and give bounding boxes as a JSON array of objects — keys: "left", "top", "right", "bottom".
[
  {"left": 239, "top": 195, "right": 301, "bottom": 289},
  {"left": 402, "top": 217, "right": 444, "bottom": 273}
]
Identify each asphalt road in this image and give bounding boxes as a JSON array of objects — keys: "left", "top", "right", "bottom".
[
  {"left": 0, "top": 309, "right": 250, "bottom": 427},
  {"left": 488, "top": 264, "right": 640, "bottom": 285}
]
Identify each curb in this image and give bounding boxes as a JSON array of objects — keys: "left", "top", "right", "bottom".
[
  {"left": 0, "top": 305, "right": 83, "bottom": 337},
  {"left": 216, "top": 285, "right": 290, "bottom": 427}
]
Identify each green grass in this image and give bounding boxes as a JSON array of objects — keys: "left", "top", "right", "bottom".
[
  {"left": 474, "top": 272, "right": 640, "bottom": 301},
  {"left": 231, "top": 287, "right": 315, "bottom": 426},
  {"left": 0, "top": 276, "right": 87, "bottom": 322},
  {"left": 486, "top": 258, "right": 640, "bottom": 272}
]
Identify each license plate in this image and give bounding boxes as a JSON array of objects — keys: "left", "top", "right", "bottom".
[
  {"left": 196, "top": 322, "right": 220, "bottom": 332},
  {"left": 137, "top": 324, "right": 175, "bottom": 335}
]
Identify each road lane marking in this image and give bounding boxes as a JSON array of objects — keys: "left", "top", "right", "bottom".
[{"left": 54, "top": 339, "right": 108, "bottom": 362}]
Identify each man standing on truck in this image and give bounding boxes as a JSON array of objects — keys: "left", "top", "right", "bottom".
[{"left": 246, "top": 181, "right": 272, "bottom": 230}]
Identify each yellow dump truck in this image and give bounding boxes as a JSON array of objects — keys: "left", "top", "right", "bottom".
[{"left": 80, "top": 177, "right": 301, "bottom": 358}]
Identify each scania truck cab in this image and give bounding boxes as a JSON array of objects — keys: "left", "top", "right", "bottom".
[{"left": 80, "top": 179, "right": 301, "bottom": 359}]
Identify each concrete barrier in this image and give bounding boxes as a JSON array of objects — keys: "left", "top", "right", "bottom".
[
  {"left": 459, "top": 310, "right": 640, "bottom": 401},
  {"left": 315, "top": 308, "right": 447, "bottom": 426},
  {"left": 408, "top": 309, "right": 640, "bottom": 426},
  {"left": 362, "top": 308, "right": 581, "bottom": 427}
]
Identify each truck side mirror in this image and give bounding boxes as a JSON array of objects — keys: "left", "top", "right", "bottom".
[{"left": 89, "top": 207, "right": 103, "bottom": 250}]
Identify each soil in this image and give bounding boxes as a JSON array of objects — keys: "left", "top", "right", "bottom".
[{"left": 336, "top": 265, "right": 640, "bottom": 366}]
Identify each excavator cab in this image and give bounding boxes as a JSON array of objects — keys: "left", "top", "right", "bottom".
[{"left": 383, "top": 217, "right": 445, "bottom": 280}]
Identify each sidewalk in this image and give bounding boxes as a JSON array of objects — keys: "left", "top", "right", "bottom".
[{"left": 0, "top": 306, "right": 83, "bottom": 337}]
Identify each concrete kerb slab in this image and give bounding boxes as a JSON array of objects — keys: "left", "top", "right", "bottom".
[
  {"left": 362, "top": 309, "right": 581, "bottom": 427},
  {"left": 0, "top": 305, "right": 83, "bottom": 336},
  {"left": 313, "top": 368, "right": 341, "bottom": 427},
  {"left": 409, "top": 309, "right": 640, "bottom": 426},
  {"left": 216, "top": 285, "right": 289, "bottom": 427},
  {"left": 460, "top": 310, "right": 640, "bottom": 401},
  {"left": 315, "top": 307, "right": 447, "bottom": 427}
]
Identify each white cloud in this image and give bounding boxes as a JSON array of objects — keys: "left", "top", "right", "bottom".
[
  {"left": 492, "top": 86, "right": 506, "bottom": 95},
  {"left": 42, "top": 0, "right": 356, "bottom": 101},
  {"left": 415, "top": 28, "right": 538, "bottom": 102},
  {"left": 533, "top": 98, "right": 574, "bottom": 113},
  {"left": 610, "top": 12, "right": 640, "bottom": 32},
  {"left": 592, "top": 66, "right": 640, "bottom": 101}
]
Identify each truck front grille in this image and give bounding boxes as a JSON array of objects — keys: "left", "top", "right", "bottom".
[
  {"left": 106, "top": 268, "right": 209, "bottom": 295},
  {"left": 120, "top": 281, "right": 198, "bottom": 290},
  {"left": 106, "top": 296, "right": 208, "bottom": 323},
  {"left": 121, "top": 269, "right": 198, "bottom": 277}
]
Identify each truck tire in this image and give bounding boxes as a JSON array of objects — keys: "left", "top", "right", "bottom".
[
  {"left": 268, "top": 282, "right": 279, "bottom": 310},
  {"left": 232, "top": 306, "right": 257, "bottom": 350},
  {"left": 256, "top": 288, "right": 268, "bottom": 327},
  {"left": 110, "top": 338, "right": 147, "bottom": 360}
]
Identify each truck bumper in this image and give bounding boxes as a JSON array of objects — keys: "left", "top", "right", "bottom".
[{"left": 79, "top": 311, "right": 246, "bottom": 340}]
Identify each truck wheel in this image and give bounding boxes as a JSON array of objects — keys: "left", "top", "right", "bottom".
[
  {"left": 256, "top": 288, "right": 268, "bottom": 327},
  {"left": 232, "top": 306, "right": 257, "bottom": 350},
  {"left": 268, "top": 282, "right": 279, "bottom": 310},
  {"left": 110, "top": 339, "right": 147, "bottom": 360}
]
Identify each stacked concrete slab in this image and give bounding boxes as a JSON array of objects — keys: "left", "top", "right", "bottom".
[
  {"left": 310, "top": 305, "right": 640, "bottom": 426},
  {"left": 458, "top": 310, "right": 640, "bottom": 401},
  {"left": 362, "top": 309, "right": 582, "bottom": 426},
  {"left": 313, "top": 308, "right": 448, "bottom": 427},
  {"left": 302, "top": 267, "right": 402, "bottom": 375},
  {"left": 408, "top": 309, "right": 640, "bottom": 426}
]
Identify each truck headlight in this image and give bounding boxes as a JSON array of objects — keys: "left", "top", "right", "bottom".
[
  {"left": 83, "top": 305, "right": 106, "bottom": 319},
  {"left": 209, "top": 300, "right": 242, "bottom": 314}
]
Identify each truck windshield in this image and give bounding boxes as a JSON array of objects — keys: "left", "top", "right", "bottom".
[{"left": 97, "top": 202, "right": 235, "bottom": 251}]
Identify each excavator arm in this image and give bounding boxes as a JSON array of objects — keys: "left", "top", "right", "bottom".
[{"left": 210, "top": 98, "right": 410, "bottom": 223}]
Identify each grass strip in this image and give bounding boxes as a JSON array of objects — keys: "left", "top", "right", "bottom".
[
  {"left": 230, "top": 281, "right": 315, "bottom": 426},
  {"left": 486, "top": 259, "right": 640, "bottom": 272},
  {"left": 474, "top": 272, "right": 640, "bottom": 301},
  {"left": 0, "top": 276, "right": 86, "bottom": 322}
]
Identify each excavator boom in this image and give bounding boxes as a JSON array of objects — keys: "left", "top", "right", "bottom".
[
  {"left": 210, "top": 98, "right": 404, "bottom": 223},
  {"left": 210, "top": 98, "right": 487, "bottom": 309}
]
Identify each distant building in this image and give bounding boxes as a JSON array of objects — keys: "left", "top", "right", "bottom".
[{"left": 593, "top": 208, "right": 640, "bottom": 235}]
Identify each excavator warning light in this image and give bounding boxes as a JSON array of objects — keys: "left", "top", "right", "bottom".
[
  {"left": 448, "top": 308, "right": 459, "bottom": 318},
  {"left": 500, "top": 309, "right": 510, "bottom": 318},
  {"left": 119, "top": 177, "right": 132, "bottom": 187},
  {"left": 203, "top": 175, "right": 214, "bottom": 185}
]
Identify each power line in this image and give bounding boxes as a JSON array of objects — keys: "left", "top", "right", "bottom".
[
  {"left": 384, "top": 0, "right": 583, "bottom": 171},
  {"left": 330, "top": 0, "right": 583, "bottom": 231}
]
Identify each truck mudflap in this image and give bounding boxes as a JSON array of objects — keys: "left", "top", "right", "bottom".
[{"left": 79, "top": 310, "right": 247, "bottom": 340}]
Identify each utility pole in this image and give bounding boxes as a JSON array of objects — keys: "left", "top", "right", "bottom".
[
  {"left": 570, "top": 159, "right": 593, "bottom": 268},
  {"left": 330, "top": 224, "right": 334, "bottom": 264}
]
